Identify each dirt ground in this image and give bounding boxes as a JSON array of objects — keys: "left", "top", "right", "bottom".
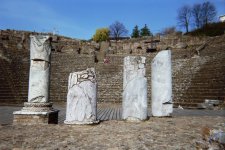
[{"left": 0, "top": 116, "right": 224, "bottom": 150}]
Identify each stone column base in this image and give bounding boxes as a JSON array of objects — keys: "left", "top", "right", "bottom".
[
  {"left": 124, "top": 117, "right": 147, "bottom": 122},
  {"left": 13, "top": 102, "right": 59, "bottom": 125},
  {"left": 64, "top": 120, "right": 99, "bottom": 125}
]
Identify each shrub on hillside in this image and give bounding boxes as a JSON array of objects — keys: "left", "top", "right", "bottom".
[
  {"left": 187, "top": 22, "right": 225, "bottom": 37},
  {"left": 93, "top": 28, "right": 109, "bottom": 43}
]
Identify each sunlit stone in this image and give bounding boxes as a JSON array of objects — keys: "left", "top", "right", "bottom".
[{"left": 151, "top": 50, "right": 173, "bottom": 117}]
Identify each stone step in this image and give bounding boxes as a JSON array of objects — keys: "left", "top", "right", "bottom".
[
  {"left": 97, "top": 95, "right": 122, "bottom": 98},
  {"left": 98, "top": 87, "right": 122, "bottom": 90},
  {"left": 184, "top": 86, "right": 225, "bottom": 89},
  {"left": 0, "top": 100, "right": 25, "bottom": 106},
  {"left": 173, "top": 102, "right": 199, "bottom": 108},
  {"left": 181, "top": 94, "right": 224, "bottom": 99},
  {"left": 184, "top": 90, "right": 224, "bottom": 94}
]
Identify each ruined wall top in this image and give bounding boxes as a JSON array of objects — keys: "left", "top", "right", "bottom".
[{"left": 0, "top": 29, "right": 212, "bottom": 60}]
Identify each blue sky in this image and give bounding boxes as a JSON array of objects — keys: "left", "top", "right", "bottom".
[{"left": 0, "top": 0, "right": 224, "bottom": 39}]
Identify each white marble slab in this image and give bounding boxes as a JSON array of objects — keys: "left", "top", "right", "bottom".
[
  {"left": 122, "top": 56, "right": 148, "bottom": 121},
  {"left": 151, "top": 50, "right": 173, "bottom": 117},
  {"left": 64, "top": 68, "right": 98, "bottom": 124}
]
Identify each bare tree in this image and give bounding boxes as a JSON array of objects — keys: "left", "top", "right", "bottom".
[
  {"left": 109, "top": 21, "right": 128, "bottom": 41},
  {"left": 192, "top": 3, "right": 202, "bottom": 29},
  {"left": 177, "top": 5, "right": 192, "bottom": 33},
  {"left": 201, "top": 1, "right": 217, "bottom": 26}
]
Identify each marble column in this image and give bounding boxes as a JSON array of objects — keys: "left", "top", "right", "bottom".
[
  {"left": 28, "top": 35, "right": 51, "bottom": 103},
  {"left": 64, "top": 68, "right": 98, "bottom": 124},
  {"left": 151, "top": 50, "right": 173, "bottom": 117},
  {"left": 122, "top": 56, "right": 148, "bottom": 121},
  {"left": 13, "top": 35, "right": 59, "bottom": 125}
]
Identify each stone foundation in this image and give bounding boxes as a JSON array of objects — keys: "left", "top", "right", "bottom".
[{"left": 13, "top": 102, "right": 59, "bottom": 125}]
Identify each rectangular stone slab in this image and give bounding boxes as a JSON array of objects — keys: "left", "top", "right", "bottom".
[
  {"left": 122, "top": 56, "right": 148, "bottom": 121},
  {"left": 13, "top": 110, "right": 59, "bottom": 125},
  {"left": 64, "top": 68, "right": 98, "bottom": 124},
  {"left": 151, "top": 50, "right": 173, "bottom": 117}
]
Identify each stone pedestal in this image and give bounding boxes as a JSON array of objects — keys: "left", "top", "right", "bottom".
[
  {"left": 64, "top": 68, "right": 98, "bottom": 124},
  {"left": 151, "top": 50, "right": 173, "bottom": 117},
  {"left": 13, "top": 35, "right": 59, "bottom": 124},
  {"left": 13, "top": 103, "right": 59, "bottom": 125},
  {"left": 122, "top": 56, "right": 148, "bottom": 121}
]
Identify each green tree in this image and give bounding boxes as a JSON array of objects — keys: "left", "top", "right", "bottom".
[
  {"left": 92, "top": 28, "right": 109, "bottom": 42},
  {"left": 140, "top": 24, "right": 152, "bottom": 37},
  {"left": 131, "top": 25, "right": 140, "bottom": 38}
]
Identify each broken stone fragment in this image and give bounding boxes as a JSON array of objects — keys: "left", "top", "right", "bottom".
[
  {"left": 81, "top": 74, "right": 88, "bottom": 79},
  {"left": 65, "top": 68, "right": 98, "bottom": 124},
  {"left": 122, "top": 56, "right": 148, "bottom": 121}
]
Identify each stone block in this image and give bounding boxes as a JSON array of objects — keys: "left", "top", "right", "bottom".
[
  {"left": 13, "top": 102, "right": 59, "bottom": 125},
  {"left": 64, "top": 68, "right": 98, "bottom": 124},
  {"left": 151, "top": 50, "right": 173, "bottom": 117},
  {"left": 122, "top": 56, "right": 148, "bottom": 121}
]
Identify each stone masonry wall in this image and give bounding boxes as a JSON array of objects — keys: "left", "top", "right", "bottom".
[{"left": 0, "top": 29, "right": 224, "bottom": 108}]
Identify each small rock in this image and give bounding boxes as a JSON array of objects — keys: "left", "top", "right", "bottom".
[
  {"left": 178, "top": 105, "right": 183, "bottom": 109},
  {"left": 175, "top": 42, "right": 188, "bottom": 49}
]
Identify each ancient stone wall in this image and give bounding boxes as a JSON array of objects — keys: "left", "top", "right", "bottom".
[
  {"left": 0, "top": 29, "right": 224, "bottom": 108},
  {"left": 50, "top": 53, "right": 95, "bottom": 102},
  {"left": 0, "top": 30, "right": 92, "bottom": 105}
]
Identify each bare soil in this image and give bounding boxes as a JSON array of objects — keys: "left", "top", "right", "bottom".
[{"left": 0, "top": 116, "right": 224, "bottom": 150}]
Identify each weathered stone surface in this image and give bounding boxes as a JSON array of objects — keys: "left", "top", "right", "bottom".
[
  {"left": 64, "top": 68, "right": 98, "bottom": 124},
  {"left": 96, "top": 41, "right": 109, "bottom": 62},
  {"left": 1, "top": 29, "right": 225, "bottom": 109},
  {"left": 13, "top": 35, "right": 59, "bottom": 125},
  {"left": 122, "top": 56, "right": 148, "bottom": 121},
  {"left": 13, "top": 110, "right": 58, "bottom": 125},
  {"left": 197, "top": 99, "right": 222, "bottom": 110},
  {"left": 28, "top": 35, "right": 51, "bottom": 103},
  {"left": 151, "top": 50, "right": 173, "bottom": 117},
  {"left": 175, "top": 42, "right": 188, "bottom": 49},
  {"left": 13, "top": 102, "right": 59, "bottom": 125},
  {"left": 30, "top": 35, "right": 51, "bottom": 62}
]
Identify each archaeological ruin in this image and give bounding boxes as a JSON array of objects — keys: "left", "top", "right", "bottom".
[
  {"left": 0, "top": 29, "right": 225, "bottom": 149},
  {"left": 151, "top": 50, "right": 173, "bottom": 117},
  {"left": 122, "top": 56, "right": 148, "bottom": 121},
  {"left": 65, "top": 68, "right": 98, "bottom": 124},
  {"left": 13, "top": 35, "right": 59, "bottom": 124},
  {"left": 0, "top": 29, "right": 224, "bottom": 109}
]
